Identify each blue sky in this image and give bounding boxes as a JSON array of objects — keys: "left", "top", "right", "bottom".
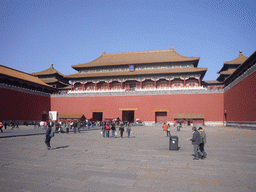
[{"left": 1, "top": 0, "right": 255, "bottom": 80}]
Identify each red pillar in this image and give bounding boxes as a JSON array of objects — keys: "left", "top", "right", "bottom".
[
  {"left": 108, "top": 81, "right": 110, "bottom": 90},
  {"left": 198, "top": 78, "right": 201, "bottom": 86},
  {"left": 154, "top": 80, "right": 157, "bottom": 88},
  {"left": 183, "top": 78, "right": 186, "bottom": 87},
  {"left": 140, "top": 80, "right": 142, "bottom": 89},
  {"left": 82, "top": 82, "right": 85, "bottom": 90},
  {"left": 71, "top": 83, "right": 73, "bottom": 91},
  {"left": 95, "top": 82, "right": 97, "bottom": 90},
  {"left": 121, "top": 81, "right": 123, "bottom": 89},
  {"left": 169, "top": 79, "right": 171, "bottom": 87}
]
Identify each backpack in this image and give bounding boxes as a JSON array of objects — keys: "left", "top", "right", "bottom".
[{"left": 50, "top": 130, "right": 55, "bottom": 137}]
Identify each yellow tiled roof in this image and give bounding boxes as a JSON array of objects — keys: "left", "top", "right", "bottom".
[
  {"left": 0, "top": 65, "right": 52, "bottom": 87},
  {"left": 31, "top": 64, "right": 65, "bottom": 76},
  {"left": 72, "top": 47, "right": 200, "bottom": 69},
  {"left": 224, "top": 51, "right": 248, "bottom": 65}
]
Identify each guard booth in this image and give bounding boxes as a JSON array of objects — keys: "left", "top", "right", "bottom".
[
  {"left": 58, "top": 114, "right": 86, "bottom": 122},
  {"left": 174, "top": 114, "right": 204, "bottom": 126}
]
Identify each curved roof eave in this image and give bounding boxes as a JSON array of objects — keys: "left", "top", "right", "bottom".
[
  {"left": 72, "top": 48, "right": 200, "bottom": 70},
  {"left": 66, "top": 67, "right": 207, "bottom": 79}
]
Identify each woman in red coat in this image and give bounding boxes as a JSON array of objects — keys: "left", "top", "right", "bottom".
[{"left": 162, "top": 123, "right": 168, "bottom": 137}]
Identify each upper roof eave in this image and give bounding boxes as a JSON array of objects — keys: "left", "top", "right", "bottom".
[
  {"left": 65, "top": 67, "right": 207, "bottom": 79},
  {"left": 71, "top": 48, "right": 200, "bottom": 70}
]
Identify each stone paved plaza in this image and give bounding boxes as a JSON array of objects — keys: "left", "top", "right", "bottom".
[{"left": 0, "top": 125, "right": 255, "bottom": 192}]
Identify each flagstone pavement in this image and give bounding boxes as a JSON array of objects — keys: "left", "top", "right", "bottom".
[{"left": 0, "top": 125, "right": 255, "bottom": 192}]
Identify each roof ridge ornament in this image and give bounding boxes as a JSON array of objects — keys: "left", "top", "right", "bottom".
[
  {"left": 170, "top": 46, "right": 174, "bottom": 50},
  {"left": 239, "top": 50, "right": 242, "bottom": 55},
  {"left": 102, "top": 51, "right": 106, "bottom": 55},
  {"left": 51, "top": 63, "right": 54, "bottom": 68}
]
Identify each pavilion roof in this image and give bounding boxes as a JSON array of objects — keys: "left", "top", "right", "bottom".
[
  {"left": 224, "top": 50, "right": 256, "bottom": 86},
  {"left": 0, "top": 65, "right": 52, "bottom": 88},
  {"left": 72, "top": 47, "right": 200, "bottom": 70},
  {"left": 31, "top": 64, "right": 65, "bottom": 77},
  {"left": 219, "top": 69, "right": 236, "bottom": 75},
  {"left": 224, "top": 50, "right": 248, "bottom": 65},
  {"left": 58, "top": 85, "right": 72, "bottom": 90},
  {"left": 66, "top": 67, "right": 207, "bottom": 79},
  {"left": 40, "top": 78, "right": 70, "bottom": 86}
]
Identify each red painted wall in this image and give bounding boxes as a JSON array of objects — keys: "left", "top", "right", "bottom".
[
  {"left": 224, "top": 72, "right": 256, "bottom": 121},
  {"left": 51, "top": 93, "right": 224, "bottom": 122},
  {"left": 0, "top": 88, "right": 50, "bottom": 121}
]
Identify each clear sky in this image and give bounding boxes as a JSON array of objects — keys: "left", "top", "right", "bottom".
[{"left": 1, "top": 0, "right": 256, "bottom": 80}]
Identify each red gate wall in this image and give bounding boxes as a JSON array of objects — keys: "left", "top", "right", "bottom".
[
  {"left": 224, "top": 72, "right": 256, "bottom": 122},
  {"left": 51, "top": 93, "right": 224, "bottom": 122},
  {"left": 0, "top": 88, "right": 51, "bottom": 121}
]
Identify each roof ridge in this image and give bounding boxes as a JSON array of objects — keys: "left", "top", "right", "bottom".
[
  {"left": 32, "top": 64, "right": 65, "bottom": 76},
  {"left": 104, "top": 48, "right": 197, "bottom": 58}
]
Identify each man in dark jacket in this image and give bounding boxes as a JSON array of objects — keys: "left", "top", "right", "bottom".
[
  {"left": 73, "top": 120, "right": 77, "bottom": 133},
  {"left": 198, "top": 127, "right": 207, "bottom": 158},
  {"left": 77, "top": 120, "right": 81, "bottom": 133},
  {"left": 190, "top": 127, "right": 202, "bottom": 160},
  {"left": 45, "top": 125, "right": 52, "bottom": 150}
]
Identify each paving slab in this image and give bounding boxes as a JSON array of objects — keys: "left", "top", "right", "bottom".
[{"left": 0, "top": 125, "right": 256, "bottom": 191}]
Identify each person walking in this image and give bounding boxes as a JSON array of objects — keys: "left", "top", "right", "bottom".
[
  {"left": 0, "top": 121, "right": 3, "bottom": 133},
  {"left": 105, "top": 124, "right": 110, "bottom": 137},
  {"left": 119, "top": 123, "right": 124, "bottom": 138},
  {"left": 66, "top": 121, "right": 70, "bottom": 134},
  {"left": 126, "top": 124, "right": 131, "bottom": 138},
  {"left": 167, "top": 123, "right": 171, "bottom": 136},
  {"left": 11, "top": 121, "right": 15, "bottom": 130},
  {"left": 189, "top": 127, "right": 202, "bottom": 160},
  {"left": 73, "top": 120, "right": 77, "bottom": 133},
  {"left": 4, "top": 121, "right": 7, "bottom": 129},
  {"left": 45, "top": 124, "right": 53, "bottom": 150},
  {"left": 77, "top": 120, "right": 81, "bottom": 133},
  {"left": 111, "top": 123, "right": 116, "bottom": 137},
  {"left": 198, "top": 127, "right": 207, "bottom": 158},
  {"left": 102, "top": 122, "right": 106, "bottom": 137},
  {"left": 162, "top": 123, "right": 168, "bottom": 137}
]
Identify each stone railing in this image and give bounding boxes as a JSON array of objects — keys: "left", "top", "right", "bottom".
[{"left": 51, "top": 86, "right": 223, "bottom": 97}]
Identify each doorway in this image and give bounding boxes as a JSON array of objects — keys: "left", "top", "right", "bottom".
[
  {"left": 93, "top": 112, "right": 103, "bottom": 121},
  {"left": 122, "top": 111, "right": 134, "bottom": 123},
  {"left": 155, "top": 112, "right": 167, "bottom": 123},
  {"left": 42, "top": 114, "right": 48, "bottom": 121}
]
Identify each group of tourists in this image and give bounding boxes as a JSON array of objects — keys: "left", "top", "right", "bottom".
[
  {"left": 0, "top": 121, "right": 20, "bottom": 132},
  {"left": 189, "top": 127, "right": 207, "bottom": 160},
  {"left": 162, "top": 123, "right": 207, "bottom": 160},
  {"left": 101, "top": 122, "right": 132, "bottom": 138},
  {"left": 162, "top": 123, "right": 171, "bottom": 136}
]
